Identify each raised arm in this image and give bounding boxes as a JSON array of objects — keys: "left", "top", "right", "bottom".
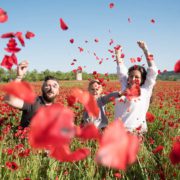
[
  {"left": 137, "top": 41, "right": 158, "bottom": 89},
  {"left": 101, "top": 91, "right": 122, "bottom": 105},
  {"left": 115, "top": 46, "right": 128, "bottom": 91},
  {"left": 4, "top": 61, "right": 29, "bottom": 109},
  {"left": 137, "top": 41, "right": 155, "bottom": 67}
]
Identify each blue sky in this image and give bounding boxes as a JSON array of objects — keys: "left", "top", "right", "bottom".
[{"left": 0, "top": 0, "right": 180, "bottom": 73}]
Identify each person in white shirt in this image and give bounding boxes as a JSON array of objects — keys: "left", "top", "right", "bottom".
[{"left": 114, "top": 41, "right": 158, "bottom": 134}]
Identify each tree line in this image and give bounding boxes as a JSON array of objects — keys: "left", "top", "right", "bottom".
[
  {"left": 0, "top": 68, "right": 118, "bottom": 82},
  {"left": 0, "top": 68, "right": 179, "bottom": 82}
]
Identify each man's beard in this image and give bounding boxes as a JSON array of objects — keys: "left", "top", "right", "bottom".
[{"left": 42, "top": 90, "right": 56, "bottom": 103}]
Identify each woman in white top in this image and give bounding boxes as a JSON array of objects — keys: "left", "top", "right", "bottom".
[{"left": 114, "top": 41, "right": 158, "bottom": 134}]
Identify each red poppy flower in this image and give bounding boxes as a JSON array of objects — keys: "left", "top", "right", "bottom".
[
  {"left": 76, "top": 123, "right": 101, "bottom": 141},
  {"left": 29, "top": 104, "right": 75, "bottom": 149},
  {"left": 109, "top": 3, "right": 115, "bottom": 9},
  {"left": 3, "top": 81, "right": 35, "bottom": 103},
  {"left": 152, "top": 145, "right": 164, "bottom": 154},
  {"left": 114, "top": 172, "right": 121, "bottom": 178},
  {"left": 0, "top": 8, "right": 8, "bottom": 23},
  {"left": 6, "top": 161, "right": 18, "bottom": 171},
  {"left": 1, "top": 53, "right": 18, "bottom": 70},
  {"left": 149, "top": 137, "right": 155, "bottom": 145},
  {"left": 96, "top": 121, "right": 139, "bottom": 170},
  {"left": 1, "top": 32, "right": 15, "bottom": 38},
  {"left": 146, "top": 112, "right": 155, "bottom": 123},
  {"left": 66, "top": 95, "right": 77, "bottom": 107},
  {"left": 69, "top": 38, "right": 74, "bottom": 44},
  {"left": 71, "top": 88, "right": 99, "bottom": 118},
  {"left": 60, "top": 18, "right": 68, "bottom": 30},
  {"left": 169, "top": 141, "right": 180, "bottom": 165},
  {"left": 174, "top": 60, "right": 180, "bottom": 73},
  {"left": 18, "top": 149, "right": 30, "bottom": 157},
  {"left": 15, "top": 32, "right": 25, "bottom": 46},
  {"left": 50, "top": 144, "right": 90, "bottom": 162}
]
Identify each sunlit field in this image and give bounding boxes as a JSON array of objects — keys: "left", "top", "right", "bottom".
[{"left": 0, "top": 80, "right": 179, "bottom": 179}]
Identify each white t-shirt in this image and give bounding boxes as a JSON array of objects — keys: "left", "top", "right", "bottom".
[{"left": 115, "top": 63, "right": 158, "bottom": 133}]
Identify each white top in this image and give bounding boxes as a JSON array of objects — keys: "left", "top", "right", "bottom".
[{"left": 115, "top": 63, "right": 158, "bottom": 133}]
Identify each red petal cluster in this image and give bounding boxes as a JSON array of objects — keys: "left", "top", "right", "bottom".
[
  {"left": 124, "top": 84, "right": 141, "bottom": 100},
  {"left": 1, "top": 53, "right": 17, "bottom": 69}
]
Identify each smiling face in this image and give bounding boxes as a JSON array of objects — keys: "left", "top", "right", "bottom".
[
  {"left": 128, "top": 70, "right": 142, "bottom": 87},
  {"left": 42, "top": 79, "right": 59, "bottom": 103},
  {"left": 88, "top": 82, "right": 102, "bottom": 99}
]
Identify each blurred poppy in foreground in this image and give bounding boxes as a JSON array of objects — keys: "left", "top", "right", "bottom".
[
  {"left": 1, "top": 53, "right": 17, "bottom": 70},
  {"left": 3, "top": 81, "right": 35, "bottom": 103},
  {"left": 29, "top": 104, "right": 75, "bottom": 149},
  {"left": 50, "top": 144, "right": 90, "bottom": 162},
  {"left": 76, "top": 123, "right": 101, "bottom": 141},
  {"left": 96, "top": 121, "right": 139, "bottom": 170}
]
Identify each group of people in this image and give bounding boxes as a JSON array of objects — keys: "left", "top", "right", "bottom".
[{"left": 4, "top": 41, "right": 158, "bottom": 134}]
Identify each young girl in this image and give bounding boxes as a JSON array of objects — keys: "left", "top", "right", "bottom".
[
  {"left": 83, "top": 79, "right": 120, "bottom": 130},
  {"left": 115, "top": 41, "right": 158, "bottom": 134}
]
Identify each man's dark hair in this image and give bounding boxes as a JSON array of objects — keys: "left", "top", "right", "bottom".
[
  {"left": 44, "top": 76, "right": 59, "bottom": 83},
  {"left": 128, "top": 65, "right": 147, "bottom": 86}
]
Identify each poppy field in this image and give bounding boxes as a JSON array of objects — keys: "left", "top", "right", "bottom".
[{"left": 0, "top": 80, "right": 179, "bottom": 180}]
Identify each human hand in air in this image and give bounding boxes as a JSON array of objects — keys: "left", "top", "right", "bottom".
[
  {"left": 114, "top": 45, "right": 123, "bottom": 64},
  {"left": 17, "top": 60, "right": 29, "bottom": 79},
  {"left": 137, "top": 41, "right": 148, "bottom": 51}
]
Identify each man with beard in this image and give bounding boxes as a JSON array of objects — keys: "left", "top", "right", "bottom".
[{"left": 4, "top": 61, "right": 60, "bottom": 128}]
